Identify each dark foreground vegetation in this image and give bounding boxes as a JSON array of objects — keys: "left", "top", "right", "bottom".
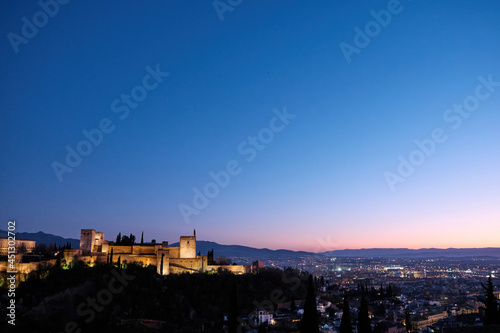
[{"left": 0, "top": 262, "right": 309, "bottom": 332}]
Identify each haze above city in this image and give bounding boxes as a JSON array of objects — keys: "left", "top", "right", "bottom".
[{"left": 1, "top": 1, "right": 499, "bottom": 252}]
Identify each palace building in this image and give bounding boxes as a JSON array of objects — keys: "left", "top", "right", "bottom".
[
  {"left": 64, "top": 229, "right": 251, "bottom": 275},
  {"left": 0, "top": 237, "right": 36, "bottom": 255}
]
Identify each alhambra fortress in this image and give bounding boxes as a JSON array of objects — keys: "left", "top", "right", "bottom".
[
  {"left": 70, "top": 229, "right": 251, "bottom": 274},
  {"left": 0, "top": 229, "right": 252, "bottom": 278}
]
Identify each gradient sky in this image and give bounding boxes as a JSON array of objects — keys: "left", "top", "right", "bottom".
[{"left": 1, "top": 1, "right": 499, "bottom": 252}]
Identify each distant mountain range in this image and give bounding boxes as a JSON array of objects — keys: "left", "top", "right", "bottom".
[
  {"left": 180, "top": 241, "right": 500, "bottom": 260},
  {"left": 170, "top": 240, "right": 314, "bottom": 260},
  {"left": 2, "top": 230, "right": 500, "bottom": 260},
  {"left": 322, "top": 247, "right": 500, "bottom": 258},
  {"left": 0, "top": 230, "right": 80, "bottom": 249}
]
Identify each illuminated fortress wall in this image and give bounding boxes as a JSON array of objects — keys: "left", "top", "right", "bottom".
[{"left": 73, "top": 229, "right": 251, "bottom": 275}]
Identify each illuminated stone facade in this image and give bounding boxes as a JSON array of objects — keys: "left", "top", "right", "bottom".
[
  {"left": 73, "top": 229, "right": 251, "bottom": 275},
  {"left": 0, "top": 238, "right": 36, "bottom": 255}
]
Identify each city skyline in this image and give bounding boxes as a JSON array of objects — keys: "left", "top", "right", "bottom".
[{"left": 1, "top": 1, "right": 500, "bottom": 252}]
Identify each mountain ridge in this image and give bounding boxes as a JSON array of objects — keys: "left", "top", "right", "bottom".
[
  {"left": 0, "top": 229, "right": 80, "bottom": 249},
  {"left": 2, "top": 230, "right": 499, "bottom": 259}
]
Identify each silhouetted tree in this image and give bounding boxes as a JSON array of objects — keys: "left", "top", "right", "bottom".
[
  {"left": 116, "top": 232, "right": 121, "bottom": 245},
  {"left": 117, "top": 256, "right": 121, "bottom": 268},
  {"left": 358, "top": 294, "right": 372, "bottom": 333},
  {"left": 110, "top": 248, "right": 114, "bottom": 264},
  {"left": 160, "top": 254, "right": 164, "bottom": 275},
  {"left": 141, "top": 231, "right": 144, "bottom": 245},
  {"left": 121, "top": 235, "right": 130, "bottom": 245},
  {"left": 387, "top": 285, "right": 393, "bottom": 297},
  {"left": 129, "top": 233, "right": 135, "bottom": 244},
  {"left": 482, "top": 276, "right": 500, "bottom": 325},
  {"left": 405, "top": 311, "right": 413, "bottom": 332},
  {"left": 340, "top": 294, "right": 353, "bottom": 333},
  {"left": 208, "top": 249, "right": 215, "bottom": 264},
  {"left": 228, "top": 276, "right": 241, "bottom": 333},
  {"left": 291, "top": 294, "right": 296, "bottom": 311},
  {"left": 300, "top": 274, "right": 319, "bottom": 333}
]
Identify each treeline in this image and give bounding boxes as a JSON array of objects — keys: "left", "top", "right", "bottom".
[
  {"left": 114, "top": 231, "right": 145, "bottom": 245},
  {"left": 0, "top": 263, "right": 309, "bottom": 332}
]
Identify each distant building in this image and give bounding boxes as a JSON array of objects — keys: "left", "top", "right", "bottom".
[
  {"left": 252, "top": 260, "right": 265, "bottom": 271},
  {"left": 376, "top": 321, "right": 406, "bottom": 333},
  {"left": 0, "top": 238, "right": 57, "bottom": 286},
  {"left": 0, "top": 238, "right": 36, "bottom": 255},
  {"left": 412, "top": 311, "right": 448, "bottom": 329},
  {"left": 80, "top": 229, "right": 107, "bottom": 254},
  {"left": 413, "top": 270, "right": 426, "bottom": 278},
  {"left": 258, "top": 310, "right": 274, "bottom": 325},
  {"left": 66, "top": 229, "right": 252, "bottom": 275}
]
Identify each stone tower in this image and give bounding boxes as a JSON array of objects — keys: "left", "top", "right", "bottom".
[
  {"left": 79, "top": 229, "right": 105, "bottom": 255},
  {"left": 179, "top": 235, "right": 196, "bottom": 258}
]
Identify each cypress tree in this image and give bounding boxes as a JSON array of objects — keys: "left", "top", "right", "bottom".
[
  {"left": 482, "top": 276, "right": 500, "bottom": 325},
  {"left": 141, "top": 231, "right": 144, "bottom": 245},
  {"left": 116, "top": 232, "right": 121, "bottom": 245},
  {"left": 300, "top": 275, "right": 319, "bottom": 333},
  {"left": 117, "top": 256, "right": 121, "bottom": 268},
  {"left": 110, "top": 248, "right": 114, "bottom": 264},
  {"left": 405, "top": 311, "right": 412, "bottom": 332},
  {"left": 340, "top": 294, "right": 353, "bottom": 333},
  {"left": 358, "top": 295, "right": 372, "bottom": 333}
]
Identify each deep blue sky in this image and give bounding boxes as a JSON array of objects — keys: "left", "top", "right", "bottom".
[{"left": 1, "top": 1, "right": 499, "bottom": 251}]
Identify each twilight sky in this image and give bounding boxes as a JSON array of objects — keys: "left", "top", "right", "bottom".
[{"left": 1, "top": 1, "right": 499, "bottom": 252}]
